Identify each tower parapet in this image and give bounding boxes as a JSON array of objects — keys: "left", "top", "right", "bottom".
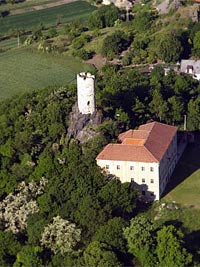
[{"left": 77, "top": 72, "right": 95, "bottom": 115}]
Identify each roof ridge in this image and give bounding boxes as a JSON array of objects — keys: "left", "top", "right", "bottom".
[{"left": 143, "top": 146, "right": 158, "bottom": 162}]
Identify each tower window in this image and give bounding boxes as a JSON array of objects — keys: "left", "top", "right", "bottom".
[
  {"left": 117, "top": 165, "right": 120, "bottom": 170},
  {"left": 87, "top": 101, "right": 90, "bottom": 106},
  {"left": 130, "top": 166, "right": 134, "bottom": 171}
]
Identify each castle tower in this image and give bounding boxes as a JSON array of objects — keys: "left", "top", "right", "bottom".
[{"left": 77, "top": 72, "right": 95, "bottom": 115}]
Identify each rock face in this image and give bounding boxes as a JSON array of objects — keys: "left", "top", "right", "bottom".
[{"left": 67, "top": 103, "right": 103, "bottom": 143}]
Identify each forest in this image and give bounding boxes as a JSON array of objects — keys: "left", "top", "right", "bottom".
[
  {"left": 1, "top": 0, "right": 200, "bottom": 266},
  {"left": 0, "top": 64, "right": 199, "bottom": 266}
]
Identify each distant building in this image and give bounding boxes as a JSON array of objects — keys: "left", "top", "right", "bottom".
[
  {"left": 102, "top": 0, "right": 132, "bottom": 8},
  {"left": 180, "top": 60, "right": 200, "bottom": 80},
  {"left": 96, "top": 122, "right": 177, "bottom": 200}
]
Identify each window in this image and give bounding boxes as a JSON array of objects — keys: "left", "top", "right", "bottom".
[
  {"left": 141, "top": 166, "right": 145, "bottom": 171},
  {"left": 150, "top": 179, "right": 154, "bottom": 183},
  {"left": 105, "top": 165, "right": 109, "bottom": 170},
  {"left": 131, "top": 178, "right": 134, "bottom": 183},
  {"left": 150, "top": 167, "right": 154, "bottom": 172},
  {"left": 142, "top": 178, "right": 145, "bottom": 183},
  {"left": 130, "top": 166, "right": 134, "bottom": 171},
  {"left": 117, "top": 165, "right": 120, "bottom": 170}
]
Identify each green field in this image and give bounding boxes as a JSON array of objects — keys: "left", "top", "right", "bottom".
[
  {"left": 0, "top": 47, "right": 94, "bottom": 99},
  {"left": 150, "top": 143, "right": 200, "bottom": 232},
  {"left": 0, "top": 0, "right": 58, "bottom": 12},
  {"left": 0, "top": 1, "right": 96, "bottom": 34},
  {"left": 163, "top": 143, "right": 200, "bottom": 208}
]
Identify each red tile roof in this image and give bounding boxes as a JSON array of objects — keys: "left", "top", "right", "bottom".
[
  {"left": 96, "top": 122, "right": 177, "bottom": 163},
  {"left": 119, "top": 130, "right": 149, "bottom": 142}
]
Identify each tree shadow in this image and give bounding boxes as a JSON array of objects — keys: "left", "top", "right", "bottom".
[
  {"left": 163, "top": 219, "right": 183, "bottom": 229},
  {"left": 162, "top": 140, "right": 200, "bottom": 198},
  {"left": 185, "top": 230, "right": 200, "bottom": 262}
]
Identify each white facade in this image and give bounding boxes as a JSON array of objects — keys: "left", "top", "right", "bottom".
[
  {"left": 77, "top": 72, "right": 95, "bottom": 115},
  {"left": 97, "top": 159, "right": 160, "bottom": 199},
  {"left": 102, "top": 0, "right": 132, "bottom": 8}
]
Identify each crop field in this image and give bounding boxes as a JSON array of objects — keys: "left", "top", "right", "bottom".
[
  {"left": 0, "top": 47, "right": 94, "bottom": 100},
  {"left": 0, "top": 1, "right": 96, "bottom": 35},
  {"left": 0, "top": 38, "right": 19, "bottom": 50}
]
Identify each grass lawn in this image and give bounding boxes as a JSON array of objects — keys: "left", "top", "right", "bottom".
[
  {"left": 149, "top": 143, "right": 200, "bottom": 232},
  {"left": 0, "top": 1, "right": 96, "bottom": 35},
  {"left": 163, "top": 143, "right": 200, "bottom": 208},
  {"left": 0, "top": 47, "right": 94, "bottom": 100}
]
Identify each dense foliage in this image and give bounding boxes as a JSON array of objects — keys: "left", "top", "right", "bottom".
[
  {"left": 0, "top": 84, "right": 140, "bottom": 266},
  {"left": 0, "top": 62, "right": 199, "bottom": 265}
]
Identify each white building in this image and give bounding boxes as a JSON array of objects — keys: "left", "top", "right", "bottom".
[
  {"left": 77, "top": 72, "right": 95, "bottom": 115},
  {"left": 102, "top": 0, "right": 132, "bottom": 8},
  {"left": 96, "top": 122, "right": 177, "bottom": 200},
  {"left": 180, "top": 60, "right": 200, "bottom": 80}
]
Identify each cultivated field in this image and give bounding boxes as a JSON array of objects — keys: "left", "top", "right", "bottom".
[
  {"left": 0, "top": 47, "right": 94, "bottom": 99},
  {"left": 0, "top": 0, "right": 58, "bottom": 12},
  {"left": 0, "top": 1, "right": 96, "bottom": 35}
]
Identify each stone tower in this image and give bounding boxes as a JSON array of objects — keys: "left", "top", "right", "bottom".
[{"left": 77, "top": 72, "right": 95, "bottom": 115}]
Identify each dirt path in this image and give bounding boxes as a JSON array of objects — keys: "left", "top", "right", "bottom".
[{"left": 10, "top": 0, "right": 81, "bottom": 15}]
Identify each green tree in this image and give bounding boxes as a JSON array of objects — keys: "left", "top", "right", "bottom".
[
  {"left": 193, "top": 31, "right": 200, "bottom": 57},
  {"left": 123, "top": 215, "right": 157, "bottom": 267},
  {"left": 27, "top": 213, "right": 47, "bottom": 245},
  {"left": 101, "top": 31, "right": 129, "bottom": 58},
  {"left": 0, "top": 231, "right": 21, "bottom": 267},
  {"left": 93, "top": 217, "right": 127, "bottom": 254},
  {"left": 132, "top": 11, "right": 155, "bottom": 32},
  {"left": 73, "top": 195, "right": 110, "bottom": 236},
  {"left": 168, "top": 96, "right": 184, "bottom": 123},
  {"left": 156, "top": 225, "right": 192, "bottom": 267},
  {"left": 98, "top": 180, "right": 139, "bottom": 216},
  {"left": 188, "top": 96, "right": 200, "bottom": 130},
  {"left": 149, "top": 89, "right": 169, "bottom": 121},
  {"left": 88, "top": 5, "right": 120, "bottom": 29},
  {"left": 14, "top": 246, "right": 43, "bottom": 267},
  {"left": 157, "top": 32, "right": 183, "bottom": 62},
  {"left": 84, "top": 241, "right": 122, "bottom": 267}
]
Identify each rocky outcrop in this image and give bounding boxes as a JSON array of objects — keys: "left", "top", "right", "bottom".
[{"left": 67, "top": 103, "right": 103, "bottom": 143}]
